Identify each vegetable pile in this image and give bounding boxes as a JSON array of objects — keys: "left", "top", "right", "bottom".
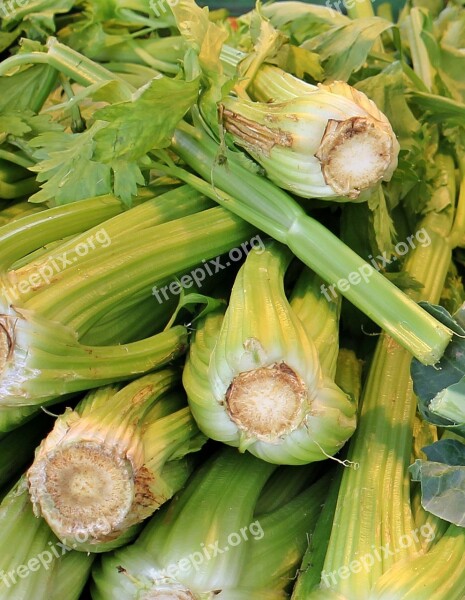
[{"left": 0, "top": 0, "right": 465, "bottom": 598}]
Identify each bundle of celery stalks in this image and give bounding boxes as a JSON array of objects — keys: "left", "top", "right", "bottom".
[{"left": 0, "top": 0, "right": 465, "bottom": 598}]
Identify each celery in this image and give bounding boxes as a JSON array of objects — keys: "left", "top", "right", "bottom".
[
  {"left": 183, "top": 241, "right": 356, "bottom": 464},
  {"left": 169, "top": 121, "right": 452, "bottom": 366},
  {"left": 92, "top": 448, "right": 328, "bottom": 599},
  {"left": 0, "top": 477, "right": 93, "bottom": 600},
  {"left": 298, "top": 153, "right": 460, "bottom": 598},
  {"left": 27, "top": 370, "right": 204, "bottom": 552}
]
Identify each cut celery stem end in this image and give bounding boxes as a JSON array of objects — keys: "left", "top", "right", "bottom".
[
  {"left": 429, "top": 386, "right": 465, "bottom": 424},
  {"left": 28, "top": 372, "right": 201, "bottom": 553},
  {"left": 170, "top": 122, "right": 452, "bottom": 365}
]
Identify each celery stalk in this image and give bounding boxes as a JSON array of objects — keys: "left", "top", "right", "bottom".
[
  {"left": 301, "top": 154, "right": 458, "bottom": 598},
  {"left": 27, "top": 370, "right": 204, "bottom": 552},
  {"left": 92, "top": 448, "right": 327, "bottom": 599},
  {"left": 169, "top": 121, "right": 452, "bottom": 365},
  {"left": 0, "top": 477, "right": 93, "bottom": 600},
  {"left": 183, "top": 241, "right": 356, "bottom": 465}
]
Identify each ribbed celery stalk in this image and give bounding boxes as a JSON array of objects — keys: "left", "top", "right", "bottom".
[
  {"left": 92, "top": 448, "right": 327, "bottom": 599},
  {"left": 0, "top": 193, "right": 126, "bottom": 270},
  {"left": 290, "top": 267, "right": 341, "bottom": 378},
  {"left": 7, "top": 205, "right": 253, "bottom": 336},
  {"left": 27, "top": 370, "right": 204, "bottom": 552},
  {"left": 299, "top": 153, "right": 457, "bottom": 598},
  {"left": 0, "top": 200, "right": 254, "bottom": 429},
  {"left": 0, "top": 201, "right": 44, "bottom": 228},
  {"left": 0, "top": 477, "right": 93, "bottom": 600},
  {"left": 9, "top": 185, "right": 212, "bottom": 307},
  {"left": 292, "top": 348, "right": 363, "bottom": 599},
  {"left": 0, "top": 30, "right": 453, "bottom": 364},
  {"left": 183, "top": 241, "right": 356, "bottom": 464},
  {"left": 169, "top": 121, "right": 452, "bottom": 366},
  {"left": 0, "top": 306, "right": 187, "bottom": 406},
  {"left": 370, "top": 523, "right": 465, "bottom": 599}
]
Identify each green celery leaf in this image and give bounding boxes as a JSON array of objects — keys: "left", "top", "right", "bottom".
[
  {"left": 262, "top": 2, "right": 349, "bottom": 35},
  {"left": 112, "top": 160, "right": 146, "bottom": 207},
  {"left": 409, "top": 438, "right": 465, "bottom": 527},
  {"left": 2, "top": 0, "right": 75, "bottom": 39},
  {"left": 165, "top": 289, "right": 225, "bottom": 331},
  {"left": 411, "top": 302, "right": 465, "bottom": 437},
  {"left": 170, "top": 0, "right": 228, "bottom": 129},
  {"left": 93, "top": 76, "right": 200, "bottom": 162},
  {"left": 28, "top": 123, "right": 112, "bottom": 205},
  {"left": 302, "top": 17, "right": 393, "bottom": 81},
  {"left": 0, "top": 64, "right": 57, "bottom": 113}
]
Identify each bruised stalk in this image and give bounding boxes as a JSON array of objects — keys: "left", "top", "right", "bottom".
[{"left": 27, "top": 370, "right": 205, "bottom": 552}]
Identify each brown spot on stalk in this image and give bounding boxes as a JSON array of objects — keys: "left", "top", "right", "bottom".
[
  {"left": 221, "top": 106, "right": 293, "bottom": 153},
  {"left": 0, "top": 315, "right": 15, "bottom": 375}
]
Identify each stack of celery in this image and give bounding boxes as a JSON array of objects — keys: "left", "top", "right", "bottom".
[{"left": 0, "top": 0, "right": 464, "bottom": 598}]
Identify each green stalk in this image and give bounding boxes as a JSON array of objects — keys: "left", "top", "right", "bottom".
[
  {"left": 0, "top": 201, "right": 44, "bottom": 229},
  {"left": 169, "top": 121, "right": 452, "bottom": 365},
  {"left": 76, "top": 37, "right": 185, "bottom": 74},
  {"left": 290, "top": 268, "right": 341, "bottom": 379},
  {"left": 406, "top": 8, "right": 435, "bottom": 92},
  {"left": 292, "top": 341, "right": 366, "bottom": 599},
  {"left": 28, "top": 370, "right": 204, "bottom": 552},
  {"left": 0, "top": 304, "right": 188, "bottom": 411},
  {"left": 0, "top": 177, "right": 38, "bottom": 200},
  {"left": 92, "top": 448, "right": 276, "bottom": 599},
  {"left": 11, "top": 185, "right": 212, "bottom": 302},
  {"left": 0, "top": 477, "right": 93, "bottom": 600},
  {"left": 0, "top": 194, "right": 126, "bottom": 270},
  {"left": 93, "top": 448, "right": 328, "bottom": 599},
  {"left": 370, "top": 524, "right": 465, "bottom": 599},
  {"left": 306, "top": 154, "right": 456, "bottom": 598},
  {"left": 240, "top": 473, "right": 330, "bottom": 593},
  {"left": 15, "top": 205, "right": 253, "bottom": 336}
]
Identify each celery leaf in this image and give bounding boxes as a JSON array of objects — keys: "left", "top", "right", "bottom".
[{"left": 409, "top": 439, "right": 465, "bottom": 527}]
